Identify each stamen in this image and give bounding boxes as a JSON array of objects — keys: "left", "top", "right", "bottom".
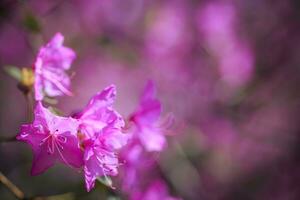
[
  {"left": 42, "top": 71, "right": 73, "bottom": 96},
  {"left": 47, "top": 136, "right": 55, "bottom": 154},
  {"left": 54, "top": 140, "right": 75, "bottom": 169},
  {"left": 57, "top": 135, "right": 67, "bottom": 143},
  {"left": 39, "top": 134, "right": 51, "bottom": 146}
]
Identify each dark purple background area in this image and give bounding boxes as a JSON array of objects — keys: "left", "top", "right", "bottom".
[{"left": 0, "top": 0, "right": 300, "bottom": 199}]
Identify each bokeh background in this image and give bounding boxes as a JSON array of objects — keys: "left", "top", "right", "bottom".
[{"left": 1, "top": 0, "right": 300, "bottom": 199}]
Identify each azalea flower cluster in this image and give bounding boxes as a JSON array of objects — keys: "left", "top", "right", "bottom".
[
  {"left": 15, "top": 33, "right": 173, "bottom": 196},
  {"left": 119, "top": 81, "right": 178, "bottom": 200}
]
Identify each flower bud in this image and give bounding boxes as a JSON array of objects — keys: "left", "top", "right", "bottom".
[{"left": 17, "top": 68, "right": 34, "bottom": 94}]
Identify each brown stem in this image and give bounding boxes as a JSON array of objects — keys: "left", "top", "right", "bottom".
[
  {"left": 0, "top": 136, "right": 16, "bottom": 143},
  {"left": 0, "top": 93, "right": 33, "bottom": 144},
  {"left": 0, "top": 171, "right": 25, "bottom": 199},
  {"left": 25, "top": 92, "right": 34, "bottom": 122}
]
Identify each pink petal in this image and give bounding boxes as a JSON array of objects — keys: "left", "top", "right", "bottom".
[
  {"left": 80, "top": 85, "right": 117, "bottom": 119},
  {"left": 48, "top": 33, "right": 64, "bottom": 47},
  {"left": 31, "top": 144, "right": 57, "bottom": 176},
  {"left": 34, "top": 59, "right": 44, "bottom": 101},
  {"left": 101, "top": 127, "right": 129, "bottom": 150},
  {"left": 141, "top": 80, "right": 156, "bottom": 103},
  {"left": 134, "top": 99, "right": 161, "bottom": 125},
  {"left": 18, "top": 103, "right": 83, "bottom": 175},
  {"left": 33, "top": 33, "right": 76, "bottom": 100},
  {"left": 34, "top": 102, "right": 51, "bottom": 127},
  {"left": 56, "top": 132, "right": 83, "bottom": 168},
  {"left": 17, "top": 125, "right": 45, "bottom": 150},
  {"left": 42, "top": 70, "right": 72, "bottom": 97},
  {"left": 139, "top": 127, "right": 166, "bottom": 152},
  {"left": 84, "top": 165, "right": 96, "bottom": 192},
  {"left": 131, "top": 80, "right": 161, "bottom": 125},
  {"left": 50, "top": 116, "right": 79, "bottom": 136},
  {"left": 77, "top": 85, "right": 124, "bottom": 138}
]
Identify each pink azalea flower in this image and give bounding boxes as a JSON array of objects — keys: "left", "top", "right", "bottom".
[
  {"left": 75, "top": 85, "right": 127, "bottom": 191},
  {"left": 34, "top": 33, "right": 76, "bottom": 101},
  {"left": 75, "top": 85, "right": 124, "bottom": 139},
  {"left": 17, "top": 102, "right": 83, "bottom": 175},
  {"left": 133, "top": 179, "right": 181, "bottom": 200},
  {"left": 130, "top": 81, "right": 166, "bottom": 152},
  {"left": 120, "top": 141, "right": 156, "bottom": 193},
  {"left": 83, "top": 127, "right": 128, "bottom": 191}
]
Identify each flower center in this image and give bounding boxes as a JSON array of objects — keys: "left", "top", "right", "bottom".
[{"left": 39, "top": 130, "right": 67, "bottom": 154}]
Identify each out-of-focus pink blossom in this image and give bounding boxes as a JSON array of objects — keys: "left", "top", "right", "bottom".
[
  {"left": 120, "top": 141, "right": 155, "bottom": 193},
  {"left": 118, "top": 81, "right": 168, "bottom": 194},
  {"left": 17, "top": 102, "right": 83, "bottom": 175},
  {"left": 133, "top": 179, "right": 180, "bottom": 200},
  {"left": 34, "top": 33, "right": 76, "bottom": 101},
  {"left": 197, "top": 3, "right": 253, "bottom": 88},
  {"left": 75, "top": 85, "right": 127, "bottom": 191},
  {"left": 145, "top": 3, "right": 190, "bottom": 60},
  {"left": 74, "top": 0, "right": 144, "bottom": 35},
  {"left": 130, "top": 81, "right": 166, "bottom": 152}
]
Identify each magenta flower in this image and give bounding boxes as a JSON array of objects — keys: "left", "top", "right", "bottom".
[
  {"left": 34, "top": 33, "right": 76, "bottom": 101},
  {"left": 133, "top": 179, "right": 181, "bottom": 200},
  {"left": 120, "top": 141, "right": 156, "bottom": 193},
  {"left": 197, "top": 3, "right": 253, "bottom": 87},
  {"left": 75, "top": 85, "right": 127, "bottom": 191},
  {"left": 17, "top": 102, "right": 83, "bottom": 175},
  {"left": 130, "top": 81, "right": 166, "bottom": 152},
  {"left": 83, "top": 127, "right": 128, "bottom": 191},
  {"left": 75, "top": 85, "right": 124, "bottom": 139}
]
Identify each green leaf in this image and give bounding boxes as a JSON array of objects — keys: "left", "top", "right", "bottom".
[
  {"left": 107, "top": 196, "right": 121, "bottom": 200},
  {"left": 48, "top": 106, "right": 64, "bottom": 116},
  {"left": 44, "top": 97, "right": 58, "bottom": 105},
  {"left": 46, "top": 193, "right": 75, "bottom": 200},
  {"left": 97, "top": 35, "right": 112, "bottom": 46},
  {"left": 3, "top": 66, "right": 22, "bottom": 81},
  {"left": 97, "top": 176, "right": 115, "bottom": 189},
  {"left": 23, "top": 13, "right": 41, "bottom": 33}
]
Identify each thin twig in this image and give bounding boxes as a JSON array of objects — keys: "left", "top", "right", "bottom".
[
  {"left": 0, "top": 136, "right": 16, "bottom": 143},
  {"left": 0, "top": 171, "right": 25, "bottom": 199},
  {"left": 25, "top": 92, "right": 34, "bottom": 122}
]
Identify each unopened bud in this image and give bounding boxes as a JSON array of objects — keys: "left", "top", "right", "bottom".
[{"left": 18, "top": 68, "right": 34, "bottom": 94}]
